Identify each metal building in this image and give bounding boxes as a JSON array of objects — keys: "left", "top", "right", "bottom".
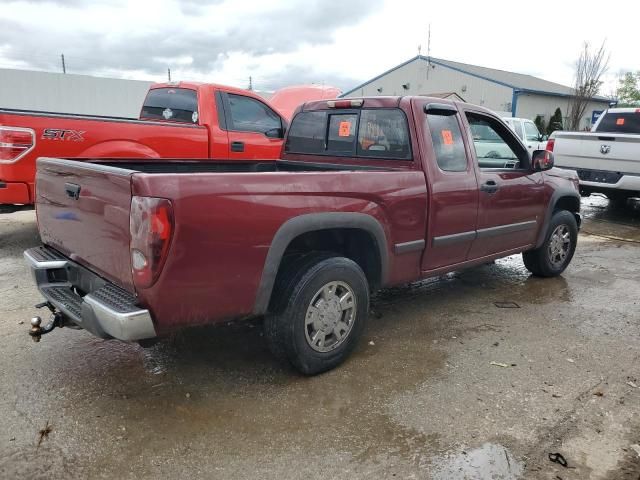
[
  {"left": 0, "top": 68, "right": 153, "bottom": 118},
  {"left": 342, "top": 56, "right": 612, "bottom": 129}
]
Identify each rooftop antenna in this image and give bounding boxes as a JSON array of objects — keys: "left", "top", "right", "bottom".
[
  {"left": 418, "top": 44, "right": 422, "bottom": 56},
  {"left": 426, "top": 24, "right": 432, "bottom": 79}
]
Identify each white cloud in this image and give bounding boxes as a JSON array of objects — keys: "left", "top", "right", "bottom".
[{"left": 0, "top": 0, "right": 636, "bottom": 93}]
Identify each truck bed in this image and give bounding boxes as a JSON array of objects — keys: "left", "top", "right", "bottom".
[{"left": 35, "top": 156, "right": 427, "bottom": 332}]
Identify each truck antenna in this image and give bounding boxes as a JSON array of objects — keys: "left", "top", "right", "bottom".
[
  {"left": 167, "top": 68, "right": 171, "bottom": 82},
  {"left": 61, "top": 54, "right": 66, "bottom": 74},
  {"left": 426, "top": 24, "right": 432, "bottom": 80},
  {"left": 248, "top": 76, "right": 253, "bottom": 91}
]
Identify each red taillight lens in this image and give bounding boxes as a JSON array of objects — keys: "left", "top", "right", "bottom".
[
  {"left": 130, "top": 196, "right": 174, "bottom": 289},
  {"left": 0, "top": 126, "right": 35, "bottom": 162},
  {"left": 546, "top": 138, "right": 555, "bottom": 152}
]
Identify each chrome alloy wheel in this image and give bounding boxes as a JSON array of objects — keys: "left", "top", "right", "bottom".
[
  {"left": 304, "top": 281, "right": 357, "bottom": 353},
  {"left": 548, "top": 224, "right": 571, "bottom": 268}
]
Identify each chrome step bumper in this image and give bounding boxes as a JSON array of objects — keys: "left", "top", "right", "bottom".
[{"left": 24, "top": 246, "right": 156, "bottom": 341}]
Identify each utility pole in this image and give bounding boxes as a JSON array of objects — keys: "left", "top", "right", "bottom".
[
  {"left": 167, "top": 68, "right": 171, "bottom": 82},
  {"left": 248, "top": 76, "right": 253, "bottom": 91},
  {"left": 61, "top": 54, "right": 66, "bottom": 74},
  {"left": 426, "top": 24, "right": 432, "bottom": 80}
]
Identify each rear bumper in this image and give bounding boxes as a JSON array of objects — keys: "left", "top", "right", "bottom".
[
  {"left": 0, "top": 181, "right": 31, "bottom": 204},
  {"left": 559, "top": 167, "right": 640, "bottom": 195},
  {"left": 24, "top": 246, "right": 156, "bottom": 341}
]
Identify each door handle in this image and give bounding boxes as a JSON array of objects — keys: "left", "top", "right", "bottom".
[
  {"left": 231, "top": 141, "right": 245, "bottom": 152},
  {"left": 480, "top": 180, "right": 499, "bottom": 194}
]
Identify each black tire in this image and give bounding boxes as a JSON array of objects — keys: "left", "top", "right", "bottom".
[
  {"left": 264, "top": 253, "right": 369, "bottom": 375},
  {"left": 522, "top": 210, "right": 578, "bottom": 277}
]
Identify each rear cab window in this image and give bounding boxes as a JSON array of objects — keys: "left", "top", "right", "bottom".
[
  {"left": 285, "top": 108, "right": 412, "bottom": 160},
  {"left": 140, "top": 88, "right": 199, "bottom": 124},
  {"left": 595, "top": 111, "right": 640, "bottom": 134}
]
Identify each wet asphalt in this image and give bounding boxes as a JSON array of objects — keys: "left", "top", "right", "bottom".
[{"left": 0, "top": 195, "right": 639, "bottom": 479}]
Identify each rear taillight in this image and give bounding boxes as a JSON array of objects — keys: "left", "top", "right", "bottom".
[
  {"left": 0, "top": 126, "right": 35, "bottom": 163},
  {"left": 130, "top": 196, "right": 174, "bottom": 289},
  {"left": 546, "top": 138, "right": 555, "bottom": 152}
]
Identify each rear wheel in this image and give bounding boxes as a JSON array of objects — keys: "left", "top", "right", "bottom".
[
  {"left": 523, "top": 210, "right": 578, "bottom": 277},
  {"left": 264, "top": 254, "right": 369, "bottom": 375}
]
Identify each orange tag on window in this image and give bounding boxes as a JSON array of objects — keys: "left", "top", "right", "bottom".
[
  {"left": 441, "top": 129, "right": 454, "bottom": 145},
  {"left": 338, "top": 121, "right": 351, "bottom": 137},
  {"left": 616, "top": 118, "right": 625, "bottom": 125}
]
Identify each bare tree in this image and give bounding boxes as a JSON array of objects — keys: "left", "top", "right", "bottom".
[{"left": 567, "top": 42, "right": 609, "bottom": 131}]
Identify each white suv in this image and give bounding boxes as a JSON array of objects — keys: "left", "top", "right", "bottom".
[{"left": 503, "top": 117, "right": 548, "bottom": 151}]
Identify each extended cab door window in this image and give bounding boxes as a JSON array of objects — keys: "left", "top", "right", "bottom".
[{"left": 425, "top": 113, "right": 468, "bottom": 172}]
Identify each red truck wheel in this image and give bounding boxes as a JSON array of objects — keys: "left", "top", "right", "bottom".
[
  {"left": 264, "top": 254, "right": 369, "bottom": 375},
  {"left": 522, "top": 210, "right": 578, "bottom": 277}
]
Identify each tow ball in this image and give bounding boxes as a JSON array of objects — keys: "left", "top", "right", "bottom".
[{"left": 29, "top": 302, "right": 64, "bottom": 343}]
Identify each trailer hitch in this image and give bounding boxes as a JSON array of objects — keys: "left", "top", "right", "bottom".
[{"left": 29, "top": 302, "right": 64, "bottom": 342}]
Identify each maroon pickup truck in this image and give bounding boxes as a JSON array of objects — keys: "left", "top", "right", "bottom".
[{"left": 24, "top": 96, "right": 581, "bottom": 374}]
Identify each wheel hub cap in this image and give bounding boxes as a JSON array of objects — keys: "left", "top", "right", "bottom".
[
  {"left": 305, "top": 281, "right": 356, "bottom": 353},
  {"left": 548, "top": 224, "right": 571, "bottom": 268}
]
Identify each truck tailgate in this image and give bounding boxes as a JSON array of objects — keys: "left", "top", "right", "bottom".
[
  {"left": 554, "top": 132, "right": 640, "bottom": 173},
  {"left": 36, "top": 157, "right": 135, "bottom": 292}
]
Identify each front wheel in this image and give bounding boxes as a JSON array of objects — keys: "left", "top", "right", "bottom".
[
  {"left": 264, "top": 254, "right": 369, "bottom": 375},
  {"left": 523, "top": 210, "right": 578, "bottom": 277}
]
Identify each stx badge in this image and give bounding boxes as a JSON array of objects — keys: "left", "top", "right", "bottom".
[{"left": 42, "top": 129, "right": 86, "bottom": 141}]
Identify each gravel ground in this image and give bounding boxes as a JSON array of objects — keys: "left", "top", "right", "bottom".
[{"left": 0, "top": 195, "right": 639, "bottom": 479}]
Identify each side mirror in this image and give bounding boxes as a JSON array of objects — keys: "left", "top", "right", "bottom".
[
  {"left": 532, "top": 149, "right": 554, "bottom": 171},
  {"left": 265, "top": 127, "right": 284, "bottom": 139}
]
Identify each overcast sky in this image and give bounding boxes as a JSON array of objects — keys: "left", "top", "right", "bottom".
[{"left": 0, "top": 0, "right": 636, "bottom": 94}]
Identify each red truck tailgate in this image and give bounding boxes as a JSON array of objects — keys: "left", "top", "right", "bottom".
[{"left": 36, "top": 158, "right": 136, "bottom": 292}]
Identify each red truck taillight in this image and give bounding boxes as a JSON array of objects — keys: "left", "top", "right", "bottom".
[
  {"left": 0, "top": 126, "right": 35, "bottom": 162},
  {"left": 130, "top": 196, "right": 174, "bottom": 289},
  {"left": 546, "top": 138, "right": 555, "bottom": 152}
]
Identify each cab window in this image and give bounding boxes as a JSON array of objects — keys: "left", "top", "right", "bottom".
[
  {"left": 327, "top": 114, "right": 358, "bottom": 153},
  {"left": 466, "top": 112, "right": 528, "bottom": 169},
  {"left": 140, "top": 88, "right": 199, "bottom": 123},
  {"left": 285, "top": 108, "right": 411, "bottom": 160},
  {"left": 226, "top": 94, "right": 282, "bottom": 134},
  {"left": 357, "top": 109, "right": 412, "bottom": 159},
  {"left": 425, "top": 114, "right": 468, "bottom": 172}
]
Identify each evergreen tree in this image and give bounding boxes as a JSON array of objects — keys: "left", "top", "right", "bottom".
[
  {"left": 534, "top": 115, "right": 547, "bottom": 136},
  {"left": 547, "top": 108, "right": 563, "bottom": 135}
]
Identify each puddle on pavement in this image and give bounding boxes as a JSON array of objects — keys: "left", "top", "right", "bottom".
[{"left": 431, "top": 443, "right": 523, "bottom": 480}]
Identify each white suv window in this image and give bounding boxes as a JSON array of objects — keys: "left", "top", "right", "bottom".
[
  {"left": 523, "top": 121, "right": 540, "bottom": 141},
  {"left": 511, "top": 120, "right": 524, "bottom": 140}
]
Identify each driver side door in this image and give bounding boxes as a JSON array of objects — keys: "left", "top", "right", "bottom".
[{"left": 462, "top": 110, "right": 546, "bottom": 258}]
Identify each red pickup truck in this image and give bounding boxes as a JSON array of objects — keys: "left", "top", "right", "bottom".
[
  {"left": 24, "top": 96, "right": 581, "bottom": 374},
  {"left": 0, "top": 81, "right": 287, "bottom": 212}
]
